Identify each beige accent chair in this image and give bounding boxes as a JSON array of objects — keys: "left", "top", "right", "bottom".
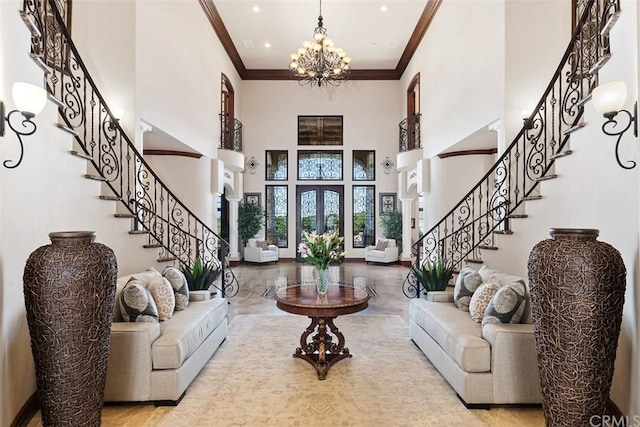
[
  {"left": 364, "top": 238, "right": 399, "bottom": 264},
  {"left": 244, "top": 238, "right": 279, "bottom": 263}
]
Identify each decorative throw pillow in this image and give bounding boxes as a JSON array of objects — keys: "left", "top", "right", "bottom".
[
  {"left": 482, "top": 280, "right": 527, "bottom": 326},
  {"left": 163, "top": 266, "right": 189, "bottom": 311},
  {"left": 130, "top": 266, "right": 162, "bottom": 286},
  {"left": 375, "top": 239, "right": 389, "bottom": 251},
  {"left": 149, "top": 276, "right": 175, "bottom": 320},
  {"left": 453, "top": 267, "right": 483, "bottom": 311},
  {"left": 119, "top": 278, "right": 158, "bottom": 322},
  {"left": 257, "top": 240, "right": 269, "bottom": 250},
  {"left": 469, "top": 281, "right": 501, "bottom": 323}
]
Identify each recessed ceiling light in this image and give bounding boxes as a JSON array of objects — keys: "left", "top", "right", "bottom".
[
  {"left": 264, "top": 42, "right": 271, "bottom": 48},
  {"left": 252, "top": 6, "right": 260, "bottom": 12},
  {"left": 244, "top": 40, "right": 254, "bottom": 49},
  {"left": 380, "top": 6, "right": 387, "bottom": 12},
  {"left": 387, "top": 40, "right": 397, "bottom": 49}
]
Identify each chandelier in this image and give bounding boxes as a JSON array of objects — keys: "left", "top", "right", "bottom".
[{"left": 289, "top": 0, "right": 351, "bottom": 87}]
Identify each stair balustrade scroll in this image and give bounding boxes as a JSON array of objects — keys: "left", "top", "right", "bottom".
[
  {"left": 403, "top": 0, "right": 620, "bottom": 298},
  {"left": 21, "top": 0, "right": 238, "bottom": 297}
]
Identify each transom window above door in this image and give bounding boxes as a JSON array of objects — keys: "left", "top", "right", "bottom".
[{"left": 297, "top": 150, "right": 343, "bottom": 180}]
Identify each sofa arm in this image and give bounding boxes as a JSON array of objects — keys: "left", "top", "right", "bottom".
[
  {"left": 244, "top": 246, "right": 262, "bottom": 262},
  {"left": 104, "top": 321, "right": 161, "bottom": 401},
  {"left": 385, "top": 246, "right": 399, "bottom": 258},
  {"left": 267, "top": 244, "right": 278, "bottom": 251},
  {"left": 482, "top": 323, "right": 542, "bottom": 403}
]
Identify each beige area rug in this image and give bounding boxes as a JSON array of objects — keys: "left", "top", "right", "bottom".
[{"left": 153, "top": 314, "right": 492, "bottom": 427}]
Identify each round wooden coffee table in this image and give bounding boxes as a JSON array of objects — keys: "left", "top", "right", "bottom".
[{"left": 275, "top": 284, "right": 369, "bottom": 380}]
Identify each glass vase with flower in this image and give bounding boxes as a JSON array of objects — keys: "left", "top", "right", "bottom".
[{"left": 297, "top": 230, "right": 346, "bottom": 294}]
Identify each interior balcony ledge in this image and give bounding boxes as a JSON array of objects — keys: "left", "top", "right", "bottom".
[
  {"left": 218, "top": 149, "right": 245, "bottom": 173},
  {"left": 397, "top": 148, "right": 423, "bottom": 172}
]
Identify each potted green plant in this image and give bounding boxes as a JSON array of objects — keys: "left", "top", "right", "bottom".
[
  {"left": 238, "top": 201, "right": 265, "bottom": 248},
  {"left": 180, "top": 257, "right": 221, "bottom": 291},
  {"left": 411, "top": 259, "right": 454, "bottom": 294},
  {"left": 380, "top": 210, "right": 403, "bottom": 246}
]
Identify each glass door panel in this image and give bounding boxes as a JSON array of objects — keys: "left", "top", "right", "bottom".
[{"left": 296, "top": 185, "right": 343, "bottom": 261}]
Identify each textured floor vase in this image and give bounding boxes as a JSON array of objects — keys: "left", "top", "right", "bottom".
[
  {"left": 528, "top": 228, "right": 626, "bottom": 427},
  {"left": 23, "top": 231, "right": 118, "bottom": 426}
]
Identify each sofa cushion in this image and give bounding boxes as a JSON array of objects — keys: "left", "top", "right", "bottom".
[
  {"left": 119, "top": 278, "right": 159, "bottom": 322},
  {"left": 152, "top": 298, "right": 229, "bottom": 369},
  {"left": 482, "top": 280, "right": 527, "bottom": 326},
  {"left": 375, "top": 239, "right": 389, "bottom": 251},
  {"left": 453, "top": 267, "right": 483, "bottom": 311},
  {"left": 256, "top": 240, "right": 268, "bottom": 250},
  {"left": 149, "top": 276, "right": 176, "bottom": 321},
  {"left": 409, "top": 299, "right": 490, "bottom": 372},
  {"left": 469, "top": 281, "right": 501, "bottom": 323},
  {"left": 478, "top": 265, "right": 523, "bottom": 286},
  {"left": 163, "top": 266, "right": 189, "bottom": 311}
]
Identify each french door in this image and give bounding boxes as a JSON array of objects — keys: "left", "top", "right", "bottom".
[{"left": 296, "top": 185, "right": 344, "bottom": 261}]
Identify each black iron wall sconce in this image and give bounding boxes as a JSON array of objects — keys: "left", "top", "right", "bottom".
[
  {"left": 592, "top": 81, "right": 638, "bottom": 170},
  {"left": 1, "top": 82, "right": 47, "bottom": 169}
]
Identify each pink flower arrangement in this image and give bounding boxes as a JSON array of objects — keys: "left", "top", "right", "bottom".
[{"left": 297, "top": 230, "right": 345, "bottom": 270}]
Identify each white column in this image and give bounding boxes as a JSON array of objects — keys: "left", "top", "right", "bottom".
[
  {"left": 400, "top": 197, "right": 413, "bottom": 263},
  {"left": 227, "top": 197, "right": 241, "bottom": 261}
]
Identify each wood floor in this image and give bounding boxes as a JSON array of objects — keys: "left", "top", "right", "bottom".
[{"left": 28, "top": 261, "right": 545, "bottom": 426}]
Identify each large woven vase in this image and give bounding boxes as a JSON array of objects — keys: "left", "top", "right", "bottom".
[
  {"left": 528, "top": 228, "right": 625, "bottom": 427},
  {"left": 23, "top": 231, "right": 118, "bottom": 426}
]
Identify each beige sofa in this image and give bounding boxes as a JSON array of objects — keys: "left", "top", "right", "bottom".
[
  {"left": 408, "top": 265, "right": 541, "bottom": 408},
  {"left": 104, "top": 271, "right": 228, "bottom": 405}
]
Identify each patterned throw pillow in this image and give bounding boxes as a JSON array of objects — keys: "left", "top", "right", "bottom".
[
  {"left": 469, "top": 281, "right": 501, "bottom": 323},
  {"left": 149, "top": 276, "right": 175, "bottom": 320},
  {"left": 375, "top": 239, "right": 389, "bottom": 251},
  {"left": 119, "top": 278, "right": 159, "bottom": 322},
  {"left": 163, "top": 266, "right": 189, "bottom": 311},
  {"left": 257, "top": 240, "right": 269, "bottom": 250},
  {"left": 453, "top": 267, "right": 483, "bottom": 311},
  {"left": 482, "top": 280, "right": 527, "bottom": 326}
]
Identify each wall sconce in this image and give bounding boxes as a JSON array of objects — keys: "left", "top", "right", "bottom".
[
  {"left": 1, "top": 82, "right": 48, "bottom": 169},
  {"left": 592, "top": 81, "right": 638, "bottom": 170}
]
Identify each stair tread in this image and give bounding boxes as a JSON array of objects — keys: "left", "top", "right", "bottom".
[
  {"left": 99, "top": 195, "right": 122, "bottom": 201},
  {"left": 84, "top": 174, "right": 107, "bottom": 182},
  {"left": 507, "top": 214, "right": 528, "bottom": 219},
  {"left": 70, "top": 150, "right": 93, "bottom": 161},
  {"left": 536, "top": 174, "right": 558, "bottom": 182},
  {"left": 478, "top": 245, "right": 499, "bottom": 250},
  {"left": 550, "top": 150, "right": 573, "bottom": 160},
  {"left": 493, "top": 230, "right": 514, "bottom": 235},
  {"left": 114, "top": 213, "right": 135, "bottom": 218},
  {"left": 129, "top": 230, "right": 149, "bottom": 235},
  {"left": 466, "top": 259, "right": 483, "bottom": 264},
  {"left": 143, "top": 243, "right": 163, "bottom": 249},
  {"left": 523, "top": 195, "right": 543, "bottom": 201},
  {"left": 158, "top": 256, "right": 177, "bottom": 262},
  {"left": 57, "top": 123, "right": 79, "bottom": 136},
  {"left": 562, "top": 123, "right": 586, "bottom": 136}
]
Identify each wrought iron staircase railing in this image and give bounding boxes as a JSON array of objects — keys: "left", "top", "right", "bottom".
[
  {"left": 219, "top": 113, "right": 243, "bottom": 152},
  {"left": 20, "top": 0, "right": 239, "bottom": 297},
  {"left": 403, "top": 0, "right": 620, "bottom": 298}
]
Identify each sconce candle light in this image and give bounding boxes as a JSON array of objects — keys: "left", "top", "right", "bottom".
[
  {"left": 592, "top": 81, "right": 638, "bottom": 170},
  {"left": 1, "top": 82, "right": 47, "bottom": 169}
]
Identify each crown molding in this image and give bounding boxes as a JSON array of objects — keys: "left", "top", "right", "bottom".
[{"left": 200, "top": 0, "right": 442, "bottom": 81}]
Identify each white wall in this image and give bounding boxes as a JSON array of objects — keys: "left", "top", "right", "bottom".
[
  {"left": 402, "top": 0, "right": 506, "bottom": 157},
  {"left": 240, "top": 80, "right": 401, "bottom": 259},
  {"left": 136, "top": 0, "right": 241, "bottom": 157},
  {"left": 144, "top": 154, "right": 214, "bottom": 227},
  {"left": 426, "top": 154, "right": 496, "bottom": 228},
  {"left": 72, "top": 0, "right": 137, "bottom": 140}
]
